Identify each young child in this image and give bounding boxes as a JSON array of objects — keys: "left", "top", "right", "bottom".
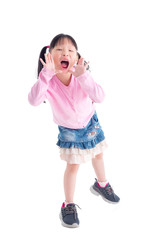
[{"left": 28, "top": 33, "right": 120, "bottom": 228}]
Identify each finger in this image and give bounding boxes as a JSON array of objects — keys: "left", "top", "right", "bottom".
[
  {"left": 78, "top": 57, "right": 84, "bottom": 65},
  {"left": 48, "top": 52, "right": 51, "bottom": 60},
  {"left": 80, "top": 57, "right": 84, "bottom": 65},
  {"left": 47, "top": 53, "right": 51, "bottom": 63},
  {"left": 40, "top": 58, "right": 45, "bottom": 66},
  {"left": 49, "top": 53, "right": 54, "bottom": 63},
  {"left": 48, "top": 52, "right": 53, "bottom": 62},
  {"left": 44, "top": 53, "right": 49, "bottom": 64}
]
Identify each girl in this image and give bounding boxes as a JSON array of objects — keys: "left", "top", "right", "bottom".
[{"left": 28, "top": 33, "right": 120, "bottom": 228}]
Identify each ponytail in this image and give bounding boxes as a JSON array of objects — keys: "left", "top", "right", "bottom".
[
  {"left": 37, "top": 46, "right": 49, "bottom": 103},
  {"left": 37, "top": 46, "right": 49, "bottom": 78},
  {"left": 77, "top": 52, "right": 90, "bottom": 71}
]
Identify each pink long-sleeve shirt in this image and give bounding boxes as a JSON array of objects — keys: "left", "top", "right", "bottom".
[{"left": 28, "top": 67, "right": 105, "bottom": 129}]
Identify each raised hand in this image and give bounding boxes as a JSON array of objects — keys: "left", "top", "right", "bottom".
[
  {"left": 69, "top": 57, "right": 89, "bottom": 77},
  {"left": 40, "top": 53, "right": 62, "bottom": 74}
]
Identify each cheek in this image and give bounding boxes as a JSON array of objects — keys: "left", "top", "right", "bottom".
[
  {"left": 53, "top": 55, "right": 60, "bottom": 65},
  {"left": 51, "top": 51, "right": 60, "bottom": 64},
  {"left": 71, "top": 56, "right": 78, "bottom": 65}
]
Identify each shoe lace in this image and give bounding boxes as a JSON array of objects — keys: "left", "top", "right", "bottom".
[
  {"left": 95, "top": 178, "right": 115, "bottom": 197},
  {"left": 105, "top": 186, "right": 114, "bottom": 195},
  {"left": 65, "top": 204, "right": 81, "bottom": 220}
]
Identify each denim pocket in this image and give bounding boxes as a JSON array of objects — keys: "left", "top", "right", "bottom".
[{"left": 58, "top": 126, "right": 76, "bottom": 142}]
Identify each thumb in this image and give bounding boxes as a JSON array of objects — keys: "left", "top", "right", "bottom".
[
  {"left": 68, "top": 69, "right": 74, "bottom": 74},
  {"left": 68, "top": 67, "right": 76, "bottom": 74}
]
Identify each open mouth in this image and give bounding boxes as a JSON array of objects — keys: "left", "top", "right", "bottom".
[{"left": 61, "top": 60, "right": 69, "bottom": 69}]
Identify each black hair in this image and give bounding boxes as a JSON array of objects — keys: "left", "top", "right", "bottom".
[
  {"left": 37, "top": 46, "right": 48, "bottom": 78},
  {"left": 49, "top": 33, "right": 78, "bottom": 52}
]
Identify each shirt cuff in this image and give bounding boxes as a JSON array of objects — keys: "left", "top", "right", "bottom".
[{"left": 42, "top": 67, "right": 55, "bottom": 78}]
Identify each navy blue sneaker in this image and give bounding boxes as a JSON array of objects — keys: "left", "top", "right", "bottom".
[
  {"left": 90, "top": 178, "right": 120, "bottom": 203},
  {"left": 59, "top": 202, "right": 80, "bottom": 228}
]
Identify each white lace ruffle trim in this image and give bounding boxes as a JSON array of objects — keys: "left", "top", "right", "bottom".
[{"left": 58, "top": 140, "right": 108, "bottom": 164}]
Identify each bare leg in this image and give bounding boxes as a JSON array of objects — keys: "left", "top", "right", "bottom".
[
  {"left": 92, "top": 153, "right": 107, "bottom": 182},
  {"left": 64, "top": 163, "right": 80, "bottom": 203}
]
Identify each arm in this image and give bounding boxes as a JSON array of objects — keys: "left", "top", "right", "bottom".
[
  {"left": 28, "top": 67, "right": 54, "bottom": 106},
  {"left": 76, "top": 71, "right": 106, "bottom": 103},
  {"left": 69, "top": 57, "right": 105, "bottom": 103},
  {"left": 28, "top": 52, "right": 62, "bottom": 106}
]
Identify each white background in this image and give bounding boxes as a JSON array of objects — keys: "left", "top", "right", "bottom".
[{"left": 0, "top": 0, "right": 160, "bottom": 239}]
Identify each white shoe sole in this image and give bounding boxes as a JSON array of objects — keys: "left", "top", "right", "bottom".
[
  {"left": 59, "top": 213, "right": 79, "bottom": 228},
  {"left": 90, "top": 186, "right": 120, "bottom": 204}
]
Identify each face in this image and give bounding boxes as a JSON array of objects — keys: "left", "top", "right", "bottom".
[{"left": 50, "top": 38, "right": 78, "bottom": 73}]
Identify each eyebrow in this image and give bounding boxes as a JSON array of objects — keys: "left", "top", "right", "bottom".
[{"left": 55, "top": 45, "right": 76, "bottom": 50}]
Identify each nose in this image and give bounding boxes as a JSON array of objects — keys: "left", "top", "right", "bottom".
[{"left": 62, "top": 49, "right": 69, "bottom": 56}]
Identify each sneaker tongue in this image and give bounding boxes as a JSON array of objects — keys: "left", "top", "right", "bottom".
[
  {"left": 67, "top": 203, "right": 75, "bottom": 206},
  {"left": 106, "top": 183, "right": 111, "bottom": 188}
]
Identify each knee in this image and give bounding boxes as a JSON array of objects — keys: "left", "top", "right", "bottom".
[
  {"left": 66, "top": 163, "right": 80, "bottom": 174},
  {"left": 95, "top": 152, "right": 103, "bottom": 160}
]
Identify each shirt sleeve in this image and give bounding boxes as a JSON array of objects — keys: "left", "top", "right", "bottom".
[
  {"left": 76, "top": 71, "right": 106, "bottom": 103},
  {"left": 28, "top": 67, "right": 55, "bottom": 106}
]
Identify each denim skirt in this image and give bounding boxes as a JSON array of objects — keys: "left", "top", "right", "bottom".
[{"left": 56, "top": 111, "right": 108, "bottom": 164}]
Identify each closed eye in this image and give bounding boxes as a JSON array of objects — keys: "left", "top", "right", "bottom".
[{"left": 57, "top": 49, "right": 62, "bottom": 51}]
